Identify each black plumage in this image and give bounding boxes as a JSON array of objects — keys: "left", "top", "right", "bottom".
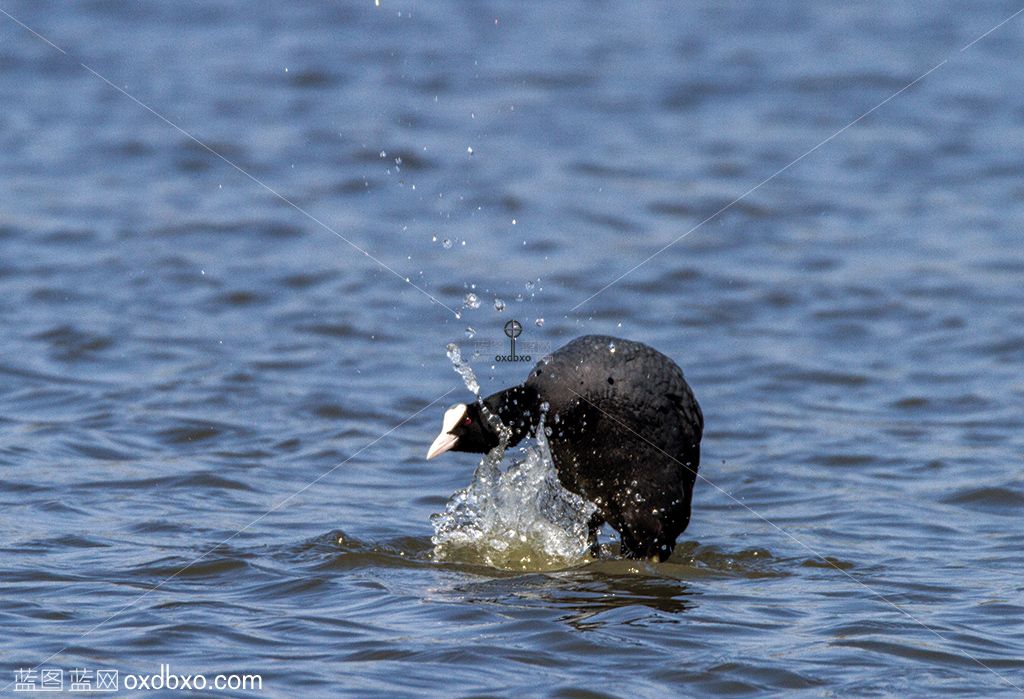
[{"left": 429, "top": 335, "right": 703, "bottom": 562}]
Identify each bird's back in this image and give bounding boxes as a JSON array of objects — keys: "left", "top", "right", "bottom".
[{"left": 524, "top": 335, "right": 702, "bottom": 494}]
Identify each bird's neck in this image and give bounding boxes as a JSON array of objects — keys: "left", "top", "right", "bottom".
[{"left": 482, "top": 384, "right": 540, "bottom": 448}]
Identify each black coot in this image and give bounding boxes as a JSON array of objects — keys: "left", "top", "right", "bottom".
[{"left": 427, "top": 335, "right": 703, "bottom": 562}]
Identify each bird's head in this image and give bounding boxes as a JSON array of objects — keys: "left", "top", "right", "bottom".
[{"left": 426, "top": 402, "right": 502, "bottom": 459}]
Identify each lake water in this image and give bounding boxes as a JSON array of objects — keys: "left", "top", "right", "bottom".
[{"left": 2, "top": 1, "right": 1023, "bottom": 696}]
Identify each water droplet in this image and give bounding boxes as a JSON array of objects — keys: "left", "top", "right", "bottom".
[
  {"left": 535, "top": 318, "right": 544, "bottom": 327},
  {"left": 525, "top": 280, "right": 534, "bottom": 291},
  {"left": 379, "top": 150, "right": 386, "bottom": 158},
  {"left": 446, "top": 343, "right": 480, "bottom": 395},
  {"left": 442, "top": 238, "right": 453, "bottom": 249},
  {"left": 464, "top": 292, "right": 480, "bottom": 309},
  {"left": 395, "top": 156, "right": 402, "bottom": 165},
  {"left": 431, "top": 234, "right": 438, "bottom": 243},
  {"left": 608, "top": 341, "right": 616, "bottom": 354},
  {"left": 467, "top": 146, "right": 474, "bottom": 155},
  {"left": 465, "top": 327, "right": 476, "bottom": 339},
  {"left": 494, "top": 298, "right": 505, "bottom": 312}
]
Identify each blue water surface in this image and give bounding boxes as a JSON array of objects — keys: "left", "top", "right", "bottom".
[{"left": 1, "top": 1, "right": 1023, "bottom": 696}]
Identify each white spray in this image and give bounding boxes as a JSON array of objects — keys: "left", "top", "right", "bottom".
[{"left": 432, "top": 345, "right": 595, "bottom": 571}]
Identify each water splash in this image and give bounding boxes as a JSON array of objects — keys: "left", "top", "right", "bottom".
[
  {"left": 431, "top": 414, "right": 596, "bottom": 571},
  {"left": 445, "top": 343, "right": 479, "bottom": 395}
]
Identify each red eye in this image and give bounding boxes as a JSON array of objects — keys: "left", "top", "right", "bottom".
[{"left": 462, "top": 415, "right": 473, "bottom": 426}]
